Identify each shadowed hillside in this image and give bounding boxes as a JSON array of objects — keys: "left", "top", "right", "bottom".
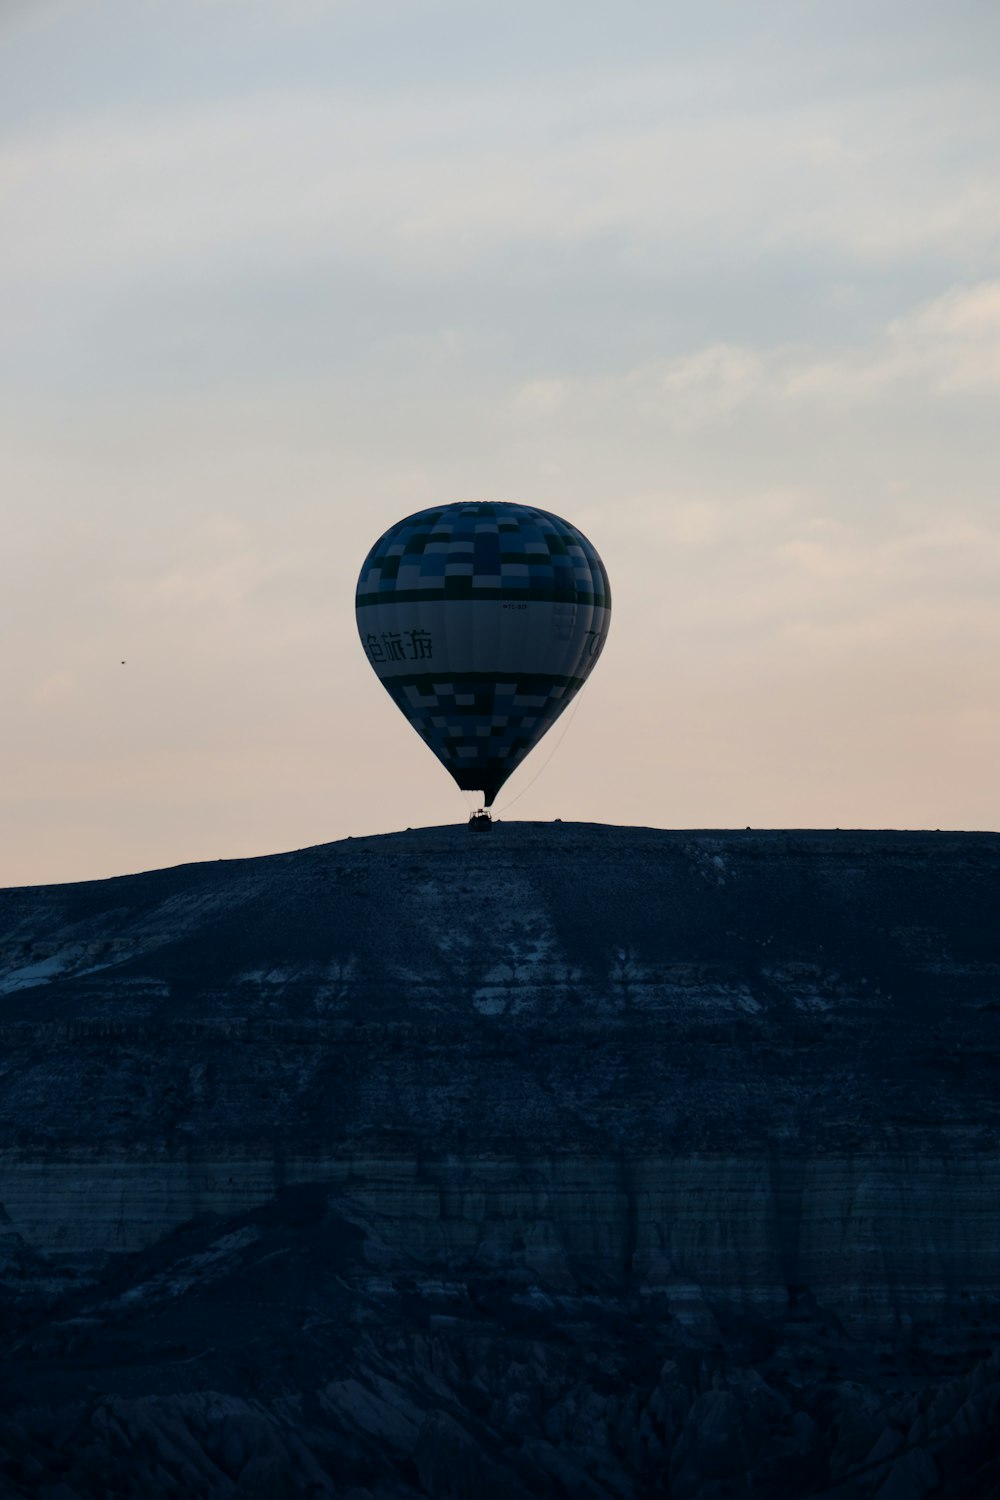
[{"left": 1, "top": 824, "right": 998, "bottom": 1497}]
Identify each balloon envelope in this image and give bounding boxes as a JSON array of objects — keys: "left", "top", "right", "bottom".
[{"left": 356, "top": 502, "right": 611, "bottom": 806}]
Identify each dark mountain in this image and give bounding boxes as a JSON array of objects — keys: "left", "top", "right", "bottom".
[{"left": 1, "top": 824, "right": 998, "bottom": 1498}]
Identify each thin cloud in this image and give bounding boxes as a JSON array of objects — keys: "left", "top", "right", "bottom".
[
  {"left": 516, "top": 281, "right": 1000, "bottom": 431},
  {"left": 1, "top": 65, "right": 998, "bottom": 292}
]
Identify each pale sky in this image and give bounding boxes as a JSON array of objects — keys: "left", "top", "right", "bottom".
[{"left": 2, "top": 0, "right": 999, "bottom": 885}]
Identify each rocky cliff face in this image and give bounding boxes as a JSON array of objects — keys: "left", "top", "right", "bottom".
[{"left": 1, "top": 824, "right": 998, "bottom": 1498}]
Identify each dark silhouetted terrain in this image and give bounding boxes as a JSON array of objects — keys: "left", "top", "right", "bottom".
[{"left": 1, "top": 824, "right": 998, "bottom": 1497}]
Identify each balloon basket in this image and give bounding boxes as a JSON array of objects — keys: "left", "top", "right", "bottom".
[{"left": 467, "top": 810, "right": 494, "bottom": 832}]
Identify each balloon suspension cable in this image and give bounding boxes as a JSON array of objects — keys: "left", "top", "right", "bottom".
[{"left": 493, "top": 696, "right": 584, "bottom": 818}]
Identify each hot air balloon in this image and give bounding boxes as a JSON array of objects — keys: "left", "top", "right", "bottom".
[{"left": 356, "top": 502, "right": 611, "bottom": 811}]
